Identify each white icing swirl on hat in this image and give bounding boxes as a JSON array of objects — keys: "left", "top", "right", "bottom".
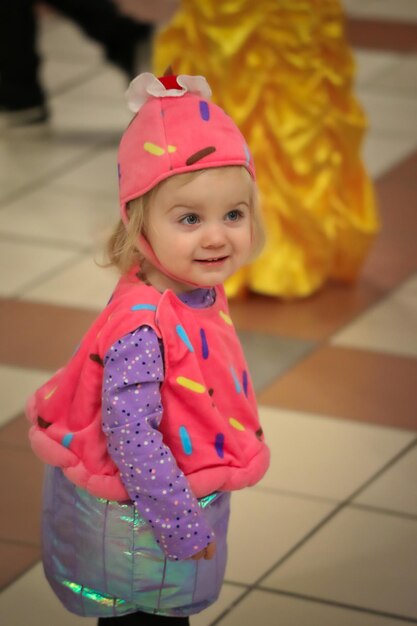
[{"left": 126, "top": 72, "right": 212, "bottom": 113}]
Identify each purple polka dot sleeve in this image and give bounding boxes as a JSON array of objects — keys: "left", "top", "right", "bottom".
[{"left": 101, "top": 325, "right": 215, "bottom": 560}]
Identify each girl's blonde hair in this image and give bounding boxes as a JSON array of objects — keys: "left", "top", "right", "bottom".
[{"left": 106, "top": 167, "right": 265, "bottom": 274}]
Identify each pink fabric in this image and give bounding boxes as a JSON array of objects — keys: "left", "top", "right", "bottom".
[{"left": 26, "top": 271, "right": 269, "bottom": 499}]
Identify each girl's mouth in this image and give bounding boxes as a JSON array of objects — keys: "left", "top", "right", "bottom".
[{"left": 195, "top": 256, "right": 228, "bottom": 265}]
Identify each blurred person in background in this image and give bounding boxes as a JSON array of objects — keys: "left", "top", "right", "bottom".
[
  {"left": 0, "top": 0, "right": 178, "bottom": 129},
  {"left": 153, "top": 0, "right": 379, "bottom": 299}
]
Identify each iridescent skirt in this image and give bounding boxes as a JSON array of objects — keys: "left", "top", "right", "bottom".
[{"left": 42, "top": 466, "right": 230, "bottom": 618}]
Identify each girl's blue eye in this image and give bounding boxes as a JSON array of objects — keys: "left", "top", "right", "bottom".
[
  {"left": 226, "top": 209, "right": 244, "bottom": 221},
  {"left": 181, "top": 214, "right": 200, "bottom": 225}
]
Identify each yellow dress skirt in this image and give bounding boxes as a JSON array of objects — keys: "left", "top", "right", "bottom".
[{"left": 153, "top": 0, "right": 379, "bottom": 298}]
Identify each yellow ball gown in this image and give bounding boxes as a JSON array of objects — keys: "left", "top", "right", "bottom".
[{"left": 153, "top": 0, "right": 379, "bottom": 298}]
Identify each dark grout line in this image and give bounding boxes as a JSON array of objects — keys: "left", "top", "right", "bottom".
[
  {"left": 252, "top": 485, "right": 341, "bottom": 507},
  {"left": 350, "top": 502, "right": 417, "bottom": 523},
  {"left": 343, "top": 437, "right": 417, "bottom": 502},
  {"left": 208, "top": 436, "right": 417, "bottom": 624}
]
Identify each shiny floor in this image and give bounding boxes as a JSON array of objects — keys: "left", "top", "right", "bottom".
[{"left": 1, "top": 1, "right": 417, "bottom": 625}]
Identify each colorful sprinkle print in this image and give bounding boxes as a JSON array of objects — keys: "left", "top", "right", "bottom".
[
  {"left": 62, "top": 433, "right": 74, "bottom": 448},
  {"left": 215, "top": 433, "right": 225, "bottom": 459},
  {"left": 176, "top": 376, "right": 206, "bottom": 394},
  {"left": 200, "top": 328, "right": 209, "bottom": 359},
  {"left": 144, "top": 142, "right": 176, "bottom": 156},
  {"left": 176, "top": 325, "right": 194, "bottom": 352},
  {"left": 89, "top": 353, "right": 104, "bottom": 367},
  {"left": 242, "top": 370, "right": 248, "bottom": 397},
  {"left": 179, "top": 426, "right": 193, "bottom": 455},
  {"left": 37, "top": 417, "right": 52, "bottom": 429},
  {"left": 144, "top": 141, "right": 164, "bottom": 156},
  {"left": 131, "top": 304, "right": 157, "bottom": 312},
  {"left": 219, "top": 310, "right": 233, "bottom": 326},
  {"left": 186, "top": 146, "right": 216, "bottom": 166},
  {"left": 229, "top": 417, "right": 245, "bottom": 431},
  {"left": 44, "top": 386, "right": 58, "bottom": 400},
  {"left": 255, "top": 428, "right": 264, "bottom": 441},
  {"left": 230, "top": 366, "right": 242, "bottom": 393},
  {"left": 199, "top": 101, "right": 210, "bottom": 121}
]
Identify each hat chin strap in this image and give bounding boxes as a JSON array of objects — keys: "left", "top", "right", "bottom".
[{"left": 137, "top": 234, "right": 211, "bottom": 289}]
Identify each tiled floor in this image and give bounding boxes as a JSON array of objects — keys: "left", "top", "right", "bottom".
[{"left": 1, "top": 1, "right": 417, "bottom": 625}]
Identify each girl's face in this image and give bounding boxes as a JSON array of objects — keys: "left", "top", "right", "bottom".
[{"left": 143, "top": 167, "right": 253, "bottom": 293}]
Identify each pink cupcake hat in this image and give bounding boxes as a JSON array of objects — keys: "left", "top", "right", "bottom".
[{"left": 117, "top": 71, "right": 255, "bottom": 285}]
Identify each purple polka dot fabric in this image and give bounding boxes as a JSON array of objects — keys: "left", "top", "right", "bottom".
[{"left": 101, "top": 289, "right": 216, "bottom": 560}]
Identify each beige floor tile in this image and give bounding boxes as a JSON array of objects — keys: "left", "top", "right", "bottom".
[
  {"left": 354, "top": 444, "right": 417, "bottom": 516},
  {"left": 50, "top": 97, "right": 130, "bottom": 142},
  {"left": 22, "top": 255, "right": 118, "bottom": 310},
  {"left": 343, "top": 0, "right": 417, "bottom": 23},
  {"left": 39, "top": 12, "right": 103, "bottom": 63},
  {"left": 333, "top": 274, "right": 417, "bottom": 357},
  {"left": 0, "top": 183, "right": 116, "bottom": 248},
  {"left": 354, "top": 49, "right": 402, "bottom": 88},
  {"left": 41, "top": 57, "right": 97, "bottom": 96},
  {"left": 0, "top": 135, "right": 88, "bottom": 198},
  {"left": 48, "top": 147, "right": 120, "bottom": 198},
  {"left": 0, "top": 562, "right": 95, "bottom": 626},
  {"left": 362, "top": 132, "right": 417, "bottom": 179},
  {"left": 218, "top": 589, "right": 409, "bottom": 626},
  {"left": 60, "top": 67, "right": 129, "bottom": 105},
  {"left": 368, "top": 55, "right": 417, "bottom": 98},
  {"left": 193, "top": 584, "right": 247, "bottom": 626},
  {"left": 225, "top": 490, "right": 334, "bottom": 585},
  {"left": 258, "top": 406, "right": 415, "bottom": 501},
  {"left": 0, "top": 365, "right": 52, "bottom": 428},
  {"left": 0, "top": 239, "right": 79, "bottom": 297},
  {"left": 359, "top": 92, "right": 417, "bottom": 137},
  {"left": 262, "top": 507, "right": 417, "bottom": 619}
]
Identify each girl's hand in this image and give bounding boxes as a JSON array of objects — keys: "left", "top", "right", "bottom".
[{"left": 191, "top": 541, "right": 217, "bottom": 560}]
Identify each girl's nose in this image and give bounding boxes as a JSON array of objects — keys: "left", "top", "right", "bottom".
[{"left": 201, "top": 224, "right": 227, "bottom": 248}]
